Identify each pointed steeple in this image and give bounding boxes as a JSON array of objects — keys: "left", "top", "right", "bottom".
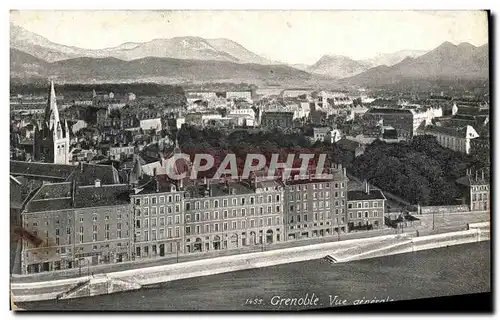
[{"left": 45, "top": 81, "right": 60, "bottom": 129}]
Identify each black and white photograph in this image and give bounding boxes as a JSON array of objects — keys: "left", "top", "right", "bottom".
[{"left": 8, "top": 9, "right": 491, "bottom": 312}]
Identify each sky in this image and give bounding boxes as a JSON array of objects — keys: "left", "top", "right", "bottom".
[{"left": 10, "top": 10, "right": 489, "bottom": 64}]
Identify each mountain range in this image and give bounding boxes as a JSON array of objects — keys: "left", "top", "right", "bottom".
[
  {"left": 10, "top": 23, "right": 489, "bottom": 86},
  {"left": 342, "top": 41, "right": 489, "bottom": 87},
  {"left": 10, "top": 23, "right": 278, "bottom": 65},
  {"left": 304, "top": 50, "right": 428, "bottom": 78}
]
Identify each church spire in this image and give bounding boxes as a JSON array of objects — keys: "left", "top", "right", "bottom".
[{"left": 45, "top": 80, "right": 60, "bottom": 129}]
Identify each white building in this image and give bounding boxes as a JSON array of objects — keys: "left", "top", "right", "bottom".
[
  {"left": 227, "top": 109, "right": 256, "bottom": 127},
  {"left": 415, "top": 124, "right": 479, "bottom": 154},
  {"left": 313, "top": 127, "right": 331, "bottom": 141},
  {"left": 227, "top": 91, "right": 252, "bottom": 101},
  {"left": 140, "top": 118, "right": 162, "bottom": 133}
]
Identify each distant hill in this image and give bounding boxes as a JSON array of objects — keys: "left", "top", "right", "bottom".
[
  {"left": 10, "top": 48, "right": 330, "bottom": 85},
  {"left": 307, "top": 55, "right": 371, "bottom": 78},
  {"left": 342, "top": 42, "right": 489, "bottom": 87},
  {"left": 361, "top": 49, "right": 427, "bottom": 68},
  {"left": 10, "top": 23, "right": 276, "bottom": 65}
]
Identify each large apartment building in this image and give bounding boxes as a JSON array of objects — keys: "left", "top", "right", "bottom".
[
  {"left": 183, "top": 179, "right": 284, "bottom": 253},
  {"left": 129, "top": 176, "right": 185, "bottom": 260},
  {"left": 283, "top": 167, "right": 349, "bottom": 241},
  {"left": 20, "top": 180, "right": 132, "bottom": 274}
]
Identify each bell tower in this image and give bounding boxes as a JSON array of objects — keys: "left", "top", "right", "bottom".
[{"left": 47, "top": 81, "right": 70, "bottom": 164}]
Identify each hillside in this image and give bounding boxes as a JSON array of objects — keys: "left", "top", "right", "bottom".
[
  {"left": 10, "top": 49, "right": 329, "bottom": 85},
  {"left": 307, "top": 55, "right": 371, "bottom": 78},
  {"left": 10, "top": 23, "right": 277, "bottom": 65},
  {"left": 342, "top": 42, "right": 489, "bottom": 87},
  {"left": 361, "top": 49, "right": 427, "bottom": 68}
]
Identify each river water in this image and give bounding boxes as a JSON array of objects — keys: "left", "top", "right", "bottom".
[{"left": 19, "top": 241, "right": 490, "bottom": 311}]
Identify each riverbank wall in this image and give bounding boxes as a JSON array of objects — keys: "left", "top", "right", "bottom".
[{"left": 12, "top": 224, "right": 489, "bottom": 303}]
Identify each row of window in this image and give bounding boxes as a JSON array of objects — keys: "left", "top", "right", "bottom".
[
  {"left": 287, "top": 182, "right": 345, "bottom": 191},
  {"left": 472, "top": 193, "right": 488, "bottom": 201},
  {"left": 26, "top": 213, "right": 127, "bottom": 227},
  {"left": 349, "top": 211, "right": 380, "bottom": 219},
  {"left": 289, "top": 220, "right": 339, "bottom": 229},
  {"left": 287, "top": 191, "right": 345, "bottom": 201},
  {"left": 135, "top": 194, "right": 181, "bottom": 206},
  {"left": 136, "top": 227, "right": 180, "bottom": 242},
  {"left": 348, "top": 201, "right": 381, "bottom": 209},
  {"left": 77, "top": 230, "right": 129, "bottom": 243},
  {"left": 136, "top": 206, "right": 181, "bottom": 216},
  {"left": 135, "top": 216, "right": 180, "bottom": 228},
  {"left": 186, "top": 195, "right": 281, "bottom": 211},
  {"left": 472, "top": 185, "right": 489, "bottom": 192},
  {"left": 185, "top": 217, "right": 282, "bottom": 235},
  {"left": 289, "top": 201, "right": 345, "bottom": 212},
  {"left": 186, "top": 206, "right": 281, "bottom": 222}
]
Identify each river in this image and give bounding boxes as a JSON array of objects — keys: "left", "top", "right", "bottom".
[{"left": 19, "top": 241, "right": 490, "bottom": 311}]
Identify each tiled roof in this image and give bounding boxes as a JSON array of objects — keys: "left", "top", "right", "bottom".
[
  {"left": 23, "top": 182, "right": 131, "bottom": 213},
  {"left": 10, "top": 161, "right": 75, "bottom": 181},
  {"left": 347, "top": 189, "right": 386, "bottom": 201},
  {"left": 416, "top": 125, "right": 468, "bottom": 138},
  {"left": 67, "top": 163, "right": 120, "bottom": 186},
  {"left": 186, "top": 181, "right": 255, "bottom": 199},
  {"left": 366, "top": 108, "right": 412, "bottom": 115},
  {"left": 74, "top": 184, "right": 131, "bottom": 208},
  {"left": 25, "top": 199, "right": 73, "bottom": 213}
]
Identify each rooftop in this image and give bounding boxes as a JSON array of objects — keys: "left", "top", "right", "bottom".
[
  {"left": 10, "top": 161, "right": 75, "bottom": 181},
  {"left": 347, "top": 189, "right": 386, "bottom": 201},
  {"left": 366, "top": 108, "right": 413, "bottom": 115},
  {"left": 24, "top": 182, "right": 131, "bottom": 213},
  {"left": 416, "top": 124, "right": 471, "bottom": 138}
]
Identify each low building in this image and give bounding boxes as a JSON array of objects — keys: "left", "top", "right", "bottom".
[
  {"left": 261, "top": 112, "right": 294, "bottom": 130},
  {"left": 456, "top": 169, "right": 490, "bottom": 212},
  {"left": 313, "top": 127, "right": 331, "bottom": 141},
  {"left": 415, "top": 124, "right": 479, "bottom": 154},
  {"left": 347, "top": 182, "right": 386, "bottom": 231},
  {"left": 226, "top": 91, "right": 252, "bottom": 101},
  {"left": 140, "top": 118, "right": 162, "bottom": 133}
]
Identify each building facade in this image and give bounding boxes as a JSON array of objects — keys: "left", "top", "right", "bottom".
[
  {"left": 415, "top": 124, "right": 479, "bottom": 154},
  {"left": 260, "top": 112, "right": 294, "bottom": 130},
  {"left": 347, "top": 182, "right": 386, "bottom": 231},
  {"left": 130, "top": 177, "right": 185, "bottom": 260},
  {"left": 20, "top": 181, "right": 132, "bottom": 274},
  {"left": 183, "top": 179, "right": 285, "bottom": 253},
  {"left": 284, "top": 167, "right": 349, "bottom": 241}
]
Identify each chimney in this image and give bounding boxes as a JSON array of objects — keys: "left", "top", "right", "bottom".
[
  {"left": 179, "top": 178, "right": 184, "bottom": 190},
  {"left": 475, "top": 171, "right": 478, "bottom": 181},
  {"left": 364, "top": 180, "right": 369, "bottom": 194},
  {"left": 95, "top": 179, "right": 101, "bottom": 187},
  {"left": 155, "top": 177, "right": 160, "bottom": 193},
  {"left": 482, "top": 170, "right": 484, "bottom": 180},
  {"left": 343, "top": 167, "right": 346, "bottom": 176},
  {"left": 71, "top": 178, "right": 77, "bottom": 207}
]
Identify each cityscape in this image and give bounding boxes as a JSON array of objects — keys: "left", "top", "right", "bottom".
[{"left": 9, "top": 10, "right": 491, "bottom": 312}]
